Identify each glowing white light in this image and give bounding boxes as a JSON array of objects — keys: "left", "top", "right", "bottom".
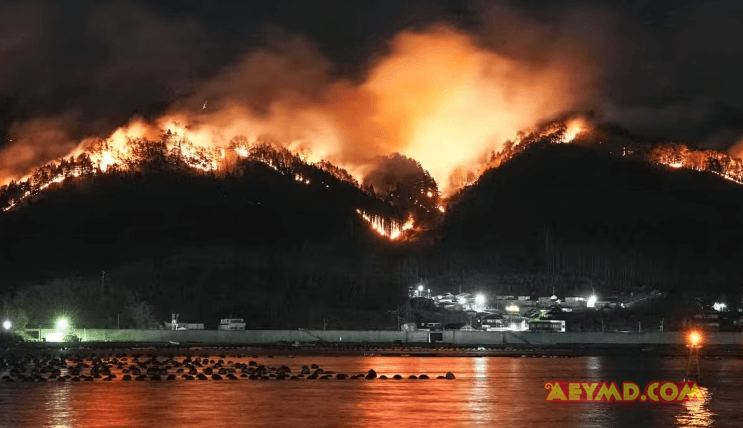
[
  {"left": 475, "top": 294, "right": 486, "bottom": 307},
  {"left": 57, "top": 319, "right": 69, "bottom": 331},
  {"left": 458, "top": 297, "right": 467, "bottom": 305},
  {"left": 713, "top": 303, "right": 726, "bottom": 311},
  {"left": 46, "top": 332, "right": 64, "bottom": 342},
  {"left": 418, "top": 285, "right": 424, "bottom": 292},
  {"left": 587, "top": 295, "right": 597, "bottom": 308},
  {"left": 505, "top": 304, "right": 519, "bottom": 313},
  {"left": 2, "top": 320, "right": 11, "bottom": 330}
]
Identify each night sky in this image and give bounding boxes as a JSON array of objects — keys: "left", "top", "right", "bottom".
[{"left": 1, "top": 0, "right": 743, "bottom": 181}]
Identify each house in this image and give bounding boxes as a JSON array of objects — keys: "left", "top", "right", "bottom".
[
  {"left": 516, "top": 296, "right": 536, "bottom": 307},
  {"left": 481, "top": 315, "right": 506, "bottom": 331},
  {"left": 691, "top": 310, "right": 721, "bottom": 331},
  {"left": 538, "top": 296, "right": 557, "bottom": 307},
  {"left": 218, "top": 318, "right": 246, "bottom": 330},
  {"left": 563, "top": 297, "right": 588, "bottom": 309}
]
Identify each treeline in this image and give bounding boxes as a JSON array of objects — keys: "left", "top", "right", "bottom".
[
  {"left": 1, "top": 274, "right": 162, "bottom": 334},
  {"left": 628, "top": 141, "right": 743, "bottom": 183},
  {"left": 0, "top": 153, "right": 96, "bottom": 209},
  {"left": 542, "top": 234, "right": 687, "bottom": 293},
  {"left": 0, "top": 142, "right": 412, "bottom": 275},
  {"left": 480, "top": 121, "right": 573, "bottom": 173},
  {"left": 109, "top": 246, "right": 405, "bottom": 329},
  {"left": 360, "top": 153, "right": 441, "bottom": 227},
  {"left": 1, "top": 244, "right": 407, "bottom": 330},
  {"left": 0, "top": 135, "right": 409, "bottom": 221},
  {"left": 0, "top": 153, "right": 412, "bottom": 327},
  {"left": 475, "top": 120, "right": 743, "bottom": 191}
]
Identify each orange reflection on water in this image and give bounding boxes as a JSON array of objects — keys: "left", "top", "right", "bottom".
[
  {"left": 0, "top": 354, "right": 732, "bottom": 427},
  {"left": 676, "top": 386, "right": 713, "bottom": 427},
  {"left": 355, "top": 357, "right": 478, "bottom": 427},
  {"left": 70, "top": 381, "right": 137, "bottom": 427}
]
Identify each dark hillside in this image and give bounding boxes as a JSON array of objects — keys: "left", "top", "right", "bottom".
[
  {"left": 3, "top": 141, "right": 743, "bottom": 329},
  {"left": 0, "top": 160, "right": 407, "bottom": 328},
  {"left": 433, "top": 143, "right": 743, "bottom": 295}
]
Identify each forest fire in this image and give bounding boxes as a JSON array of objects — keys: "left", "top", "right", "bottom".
[
  {"left": 4, "top": 112, "right": 743, "bottom": 242},
  {"left": 0, "top": 24, "right": 603, "bottom": 238},
  {"left": 0, "top": 25, "right": 591, "bottom": 196},
  {"left": 2, "top": 9, "right": 743, "bottom": 244},
  {"left": 356, "top": 209, "right": 414, "bottom": 240},
  {"left": 0, "top": 20, "right": 740, "bottom": 241},
  {"left": 639, "top": 143, "right": 743, "bottom": 185},
  {"left": 563, "top": 118, "right": 586, "bottom": 143},
  {"left": 295, "top": 173, "right": 310, "bottom": 184}
]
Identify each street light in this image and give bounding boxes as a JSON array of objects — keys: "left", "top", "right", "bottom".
[
  {"left": 689, "top": 331, "right": 701, "bottom": 347},
  {"left": 475, "top": 294, "right": 486, "bottom": 308},
  {"left": 587, "top": 295, "right": 597, "bottom": 308},
  {"left": 506, "top": 304, "right": 519, "bottom": 329},
  {"left": 2, "top": 320, "right": 11, "bottom": 330},
  {"left": 685, "top": 330, "right": 703, "bottom": 381},
  {"left": 57, "top": 318, "right": 69, "bottom": 332}
]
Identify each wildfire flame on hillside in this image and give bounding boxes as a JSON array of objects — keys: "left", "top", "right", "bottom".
[
  {"left": 0, "top": 26, "right": 591, "bottom": 193},
  {"left": 356, "top": 209, "right": 414, "bottom": 240},
  {"left": 0, "top": 110, "right": 591, "bottom": 239},
  {"left": 563, "top": 119, "right": 585, "bottom": 143},
  {"left": 640, "top": 143, "right": 743, "bottom": 185},
  {"left": 3, "top": 112, "right": 743, "bottom": 241},
  {"left": 3, "top": 24, "right": 743, "bottom": 241}
]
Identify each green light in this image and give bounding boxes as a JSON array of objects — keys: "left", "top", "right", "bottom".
[{"left": 57, "top": 318, "right": 69, "bottom": 331}]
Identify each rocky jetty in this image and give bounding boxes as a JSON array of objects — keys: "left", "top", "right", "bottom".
[{"left": 0, "top": 352, "right": 454, "bottom": 383}]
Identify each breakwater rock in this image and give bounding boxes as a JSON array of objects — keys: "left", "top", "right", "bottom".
[{"left": 0, "top": 352, "right": 455, "bottom": 383}]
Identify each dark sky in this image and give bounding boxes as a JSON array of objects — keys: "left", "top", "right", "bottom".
[{"left": 1, "top": 0, "right": 743, "bottom": 170}]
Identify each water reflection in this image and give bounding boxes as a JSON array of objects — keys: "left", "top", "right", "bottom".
[
  {"left": 354, "top": 357, "right": 475, "bottom": 427},
  {"left": 578, "top": 356, "right": 613, "bottom": 428},
  {"left": 463, "top": 357, "right": 489, "bottom": 425},
  {"left": 48, "top": 383, "right": 72, "bottom": 427},
  {"left": 0, "top": 355, "right": 738, "bottom": 428},
  {"left": 586, "top": 356, "right": 602, "bottom": 372},
  {"left": 473, "top": 356, "right": 488, "bottom": 378},
  {"left": 675, "top": 387, "right": 714, "bottom": 427}
]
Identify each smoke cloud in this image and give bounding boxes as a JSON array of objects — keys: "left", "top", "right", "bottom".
[
  {"left": 3, "top": 0, "right": 743, "bottom": 189},
  {"left": 0, "top": 0, "right": 211, "bottom": 182},
  {"left": 160, "top": 25, "right": 591, "bottom": 192}
]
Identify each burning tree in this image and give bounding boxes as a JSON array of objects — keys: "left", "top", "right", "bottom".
[
  {"left": 362, "top": 153, "right": 440, "bottom": 228},
  {"left": 0, "top": 130, "right": 420, "bottom": 242}
]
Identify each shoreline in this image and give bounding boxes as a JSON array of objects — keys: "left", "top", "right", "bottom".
[{"left": 5, "top": 342, "right": 743, "bottom": 358}]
